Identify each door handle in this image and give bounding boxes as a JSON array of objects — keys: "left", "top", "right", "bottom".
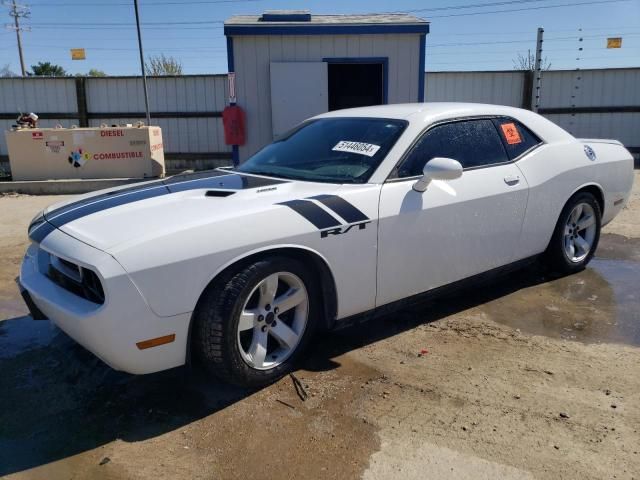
[{"left": 504, "top": 175, "right": 520, "bottom": 186}]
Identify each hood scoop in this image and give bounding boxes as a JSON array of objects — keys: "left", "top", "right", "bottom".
[{"left": 205, "top": 190, "right": 235, "bottom": 198}]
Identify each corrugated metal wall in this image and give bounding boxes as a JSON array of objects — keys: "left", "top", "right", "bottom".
[
  {"left": 232, "top": 33, "right": 423, "bottom": 160},
  {"left": 537, "top": 68, "right": 640, "bottom": 148},
  {"left": 1, "top": 68, "right": 638, "bottom": 176},
  {"left": 425, "top": 71, "right": 524, "bottom": 107},
  {"left": 0, "top": 77, "right": 77, "bottom": 113},
  {"left": 538, "top": 68, "right": 640, "bottom": 108},
  {"left": 85, "top": 76, "right": 229, "bottom": 156},
  {"left": 0, "top": 78, "right": 79, "bottom": 163},
  {"left": 0, "top": 75, "right": 230, "bottom": 165},
  {"left": 424, "top": 68, "right": 639, "bottom": 152}
]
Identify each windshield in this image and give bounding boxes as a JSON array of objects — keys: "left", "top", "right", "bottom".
[{"left": 236, "top": 117, "right": 407, "bottom": 184}]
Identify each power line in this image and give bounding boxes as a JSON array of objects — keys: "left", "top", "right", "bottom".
[
  {"left": 19, "top": 0, "right": 635, "bottom": 28},
  {"left": 402, "top": 0, "right": 554, "bottom": 13},
  {"left": 426, "top": 0, "right": 632, "bottom": 18},
  {"left": 426, "top": 32, "right": 640, "bottom": 47}
]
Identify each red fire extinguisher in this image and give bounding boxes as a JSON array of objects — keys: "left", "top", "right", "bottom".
[{"left": 222, "top": 105, "right": 246, "bottom": 146}]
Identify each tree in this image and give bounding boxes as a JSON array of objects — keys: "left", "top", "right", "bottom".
[
  {"left": 1, "top": 64, "right": 17, "bottom": 77},
  {"left": 512, "top": 50, "right": 552, "bottom": 71},
  {"left": 87, "top": 69, "right": 107, "bottom": 77},
  {"left": 145, "top": 54, "right": 183, "bottom": 76},
  {"left": 29, "top": 62, "right": 67, "bottom": 77}
]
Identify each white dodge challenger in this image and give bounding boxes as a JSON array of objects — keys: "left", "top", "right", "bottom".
[{"left": 19, "top": 103, "right": 634, "bottom": 386}]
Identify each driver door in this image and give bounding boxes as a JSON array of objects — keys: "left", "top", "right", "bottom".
[{"left": 376, "top": 118, "right": 529, "bottom": 307}]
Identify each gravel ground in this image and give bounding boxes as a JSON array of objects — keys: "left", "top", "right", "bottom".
[{"left": 0, "top": 173, "right": 638, "bottom": 480}]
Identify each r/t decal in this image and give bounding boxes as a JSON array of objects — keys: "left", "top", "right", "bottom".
[
  {"left": 278, "top": 195, "right": 371, "bottom": 238},
  {"left": 321, "top": 221, "right": 371, "bottom": 238}
]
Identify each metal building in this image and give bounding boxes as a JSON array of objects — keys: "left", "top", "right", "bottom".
[{"left": 224, "top": 11, "right": 429, "bottom": 163}]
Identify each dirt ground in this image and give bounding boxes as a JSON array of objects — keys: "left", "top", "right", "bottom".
[{"left": 0, "top": 173, "right": 639, "bottom": 480}]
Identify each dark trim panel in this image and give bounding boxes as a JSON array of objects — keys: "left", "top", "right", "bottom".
[
  {"left": 89, "top": 111, "right": 223, "bottom": 119},
  {"left": 539, "top": 106, "right": 640, "bottom": 114},
  {"left": 224, "top": 24, "right": 430, "bottom": 36},
  {"left": 75, "top": 77, "right": 89, "bottom": 127},
  {"left": 164, "top": 152, "right": 232, "bottom": 161},
  {"left": 0, "top": 113, "right": 79, "bottom": 120},
  {"left": 0, "top": 111, "right": 223, "bottom": 121},
  {"left": 261, "top": 12, "right": 311, "bottom": 22}
]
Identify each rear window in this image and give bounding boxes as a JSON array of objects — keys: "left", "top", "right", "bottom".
[{"left": 492, "top": 118, "right": 542, "bottom": 160}]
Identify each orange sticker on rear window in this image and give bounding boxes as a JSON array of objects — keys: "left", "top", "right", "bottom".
[{"left": 500, "top": 123, "right": 522, "bottom": 145}]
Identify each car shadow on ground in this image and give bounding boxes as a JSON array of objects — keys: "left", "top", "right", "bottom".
[{"left": 0, "top": 261, "right": 599, "bottom": 476}]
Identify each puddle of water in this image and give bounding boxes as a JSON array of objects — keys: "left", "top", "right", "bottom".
[
  {"left": 0, "top": 316, "right": 59, "bottom": 359},
  {"left": 482, "top": 256, "right": 640, "bottom": 346}
]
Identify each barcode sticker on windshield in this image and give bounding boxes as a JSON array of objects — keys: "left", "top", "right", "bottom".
[{"left": 332, "top": 141, "right": 381, "bottom": 157}]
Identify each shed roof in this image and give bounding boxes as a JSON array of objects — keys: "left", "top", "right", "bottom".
[
  {"left": 225, "top": 12, "right": 428, "bottom": 26},
  {"left": 224, "top": 11, "right": 429, "bottom": 35}
]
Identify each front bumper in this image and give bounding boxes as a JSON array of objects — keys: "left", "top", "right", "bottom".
[
  {"left": 19, "top": 229, "right": 191, "bottom": 374},
  {"left": 16, "top": 278, "right": 47, "bottom": 320}
]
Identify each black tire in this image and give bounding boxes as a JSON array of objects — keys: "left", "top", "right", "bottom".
[
  {"left": 193, "top": 256, "right": 320, "bottom": 388},
  {"left": 544, "top": 191, "right": 601, "bottom": 274}
]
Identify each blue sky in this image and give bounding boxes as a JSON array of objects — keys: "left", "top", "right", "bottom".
[{"left": 1, "top": 0, "right": 639, "bottom": 75}]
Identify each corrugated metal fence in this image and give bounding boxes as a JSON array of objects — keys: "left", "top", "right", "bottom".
[
  {"left": 425, "top": 68, "right": 639, "bottom": 152},
  {"left": 1, "top": 68, "right": 638, "bottom": 176},
  {"left": 0, "top": 75, "right": 231, "bottom": 175}
]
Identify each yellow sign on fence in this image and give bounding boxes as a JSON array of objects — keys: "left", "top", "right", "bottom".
[
  {"left": 606, "top": 37, "right": 622, "bottom": 49},
  {"left": 70, "top": 48, "right": 86, "bottom": 60}
]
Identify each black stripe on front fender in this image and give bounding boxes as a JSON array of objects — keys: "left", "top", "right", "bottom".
[
  {"left": 278, "top": 200, "right": 342, "bottom": 230},
  {"left": 309, "top": 194, "right": 369, "bottom": 223}
]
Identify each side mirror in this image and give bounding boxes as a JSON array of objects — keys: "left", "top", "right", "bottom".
[{"left": 413, "top": 157, "right": 463, "bottom": 192}]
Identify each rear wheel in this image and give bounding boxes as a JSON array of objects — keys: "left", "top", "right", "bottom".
[
  {"left": 193, "top": 257, "right": 319, "bottom": 387},
  {"left": 544, "top": 191, "right": 601, "bottom": 274}
]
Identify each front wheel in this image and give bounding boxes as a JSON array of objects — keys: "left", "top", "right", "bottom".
[
  {"left": 193, "top": 257, "right": 319, "bottom": 387},
  {"left": 544, "top": 191, "right": 601, "bottom": 274}
]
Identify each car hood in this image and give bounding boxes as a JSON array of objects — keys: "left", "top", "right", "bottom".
[{"left": 37, "top": 170, "right": 345, "bottom": 252}]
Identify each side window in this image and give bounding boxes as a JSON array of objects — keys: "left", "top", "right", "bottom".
[
  {"left": 397, "top": 119, "right": 509, "bottom": 178},
  {"left": 492, "top": 118, "right": 542, "bottom": 160}
]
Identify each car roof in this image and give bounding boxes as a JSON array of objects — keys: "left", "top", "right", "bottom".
[
  {"left": 314, "top": 102, "right": 573, "bottom": 142},
  {"left": 316, "top": 102, "right": 526, "bottom": 120}
]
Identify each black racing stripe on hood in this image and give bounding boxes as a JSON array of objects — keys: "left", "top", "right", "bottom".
[
  {"left": 165, "top": 172, "right": 286, "bottom": 193},
  {"left": 46, "top": 184, "right": 170, "bottom": 230},
  {"left": 28, "top": 218, "right": 57, "bottom": 244},
  {"left": 33, "top": 171, "right": 287, "bottom": 243}
]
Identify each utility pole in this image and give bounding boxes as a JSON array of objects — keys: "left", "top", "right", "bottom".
[
  {"left": 5, "top": 0, "right": 30, "bottom": 77},
  {"left": 532, "top": 27, "right": 544, "bottom": 112},
  {"left": 133, "top": 0, "right": 151, "bottom": 125}
]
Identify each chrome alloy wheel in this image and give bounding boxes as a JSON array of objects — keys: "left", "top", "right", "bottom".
[
  {"left": 563, "top": 202, "right": 597, "bottom": 263},
  {"left": 236, "top": 271, "right": 309, "bottom": 370}
]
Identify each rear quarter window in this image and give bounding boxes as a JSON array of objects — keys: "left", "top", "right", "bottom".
[{"left": 492, "top": 118, "right": 542, "bottom": 160}]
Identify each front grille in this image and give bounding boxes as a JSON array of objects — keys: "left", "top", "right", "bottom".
[{"left": 47, "top": 254, "right": 105, "bottom": 304}]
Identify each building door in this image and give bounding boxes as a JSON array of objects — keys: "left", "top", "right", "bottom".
[
  {"left": 327, "top": 62, "right": 385, "bottom": 111},
  {"left": 270, "top": 62, "right": 328, "bottom": 138}
]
